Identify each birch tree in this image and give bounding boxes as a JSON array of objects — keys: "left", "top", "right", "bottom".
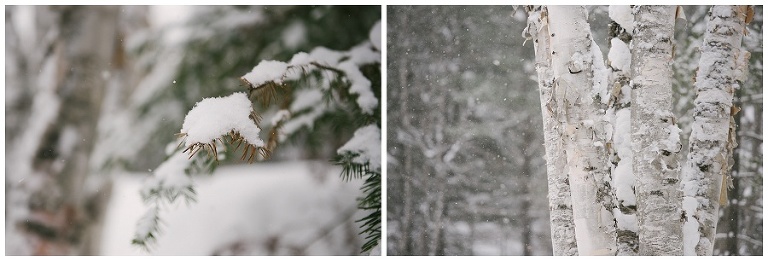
[
  {"left": 630, "top": 5, "right": 684, "bottom": 255},
  {"left": 547, "top": 5, "right": 617, "bottom": 255},
  {"left": 527, "top": 5, "right": 756, "bottom": 256},
  {"left": 524, "top": 6, "right": 578, "bottom": 256},
  {"left": 681, "top": 5, "right": 749, "bottom": 256}
]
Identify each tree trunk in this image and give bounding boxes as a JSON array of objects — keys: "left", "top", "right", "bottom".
[
  {"left": 526, "top": 6, "right": 579, "bottom": 256},
  {"left": 548, "top": 5, "right": 616, "bottom": 255},
  {"left": 6, "top": 6, "right": 118, "bottom": 255},
  {"left": 630, "top": 5, "right": 683, "bottom": 255},
  {"left": 681, "top": 5, "right": 748, "bottom": 256}
]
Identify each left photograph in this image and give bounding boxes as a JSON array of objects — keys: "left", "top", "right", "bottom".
[{"left": 5, "top": 6, "right": 381, "bottom": 255}]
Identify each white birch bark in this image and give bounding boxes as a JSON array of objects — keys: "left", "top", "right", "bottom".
[
  {"left": 630, "top": 5, "right": 683, "bottom": 255},
  {"left": 548, "top": 5, "right": 616, "bottom": 255},
  {"left": 607, "top": 5, "right": 639, "bottom": 255},
  {"left": 525, "top": 6, "right": 578, "bottom": 256},
  {"left": 681, "top": 5, "right": 747, "bottom": 256}
]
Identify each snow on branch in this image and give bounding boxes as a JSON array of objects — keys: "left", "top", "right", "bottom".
[
  {"left": 240, "top": 37, "right": 380, "bottom": 115},
  {"left": 179, "top": 92, "right": 268, "bottom": 163},
  {"left": 337, "top": 124, "right": 381, "bottom": 172}
]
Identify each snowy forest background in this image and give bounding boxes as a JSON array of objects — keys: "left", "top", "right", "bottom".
[
  {"left": 386, "top": 6, "right": 762, "bottom": 255},
  {"left": 5, "top": 6, "right": 380, "bottom": 255}
]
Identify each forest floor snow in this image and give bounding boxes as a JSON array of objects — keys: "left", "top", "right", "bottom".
[{"left": 99, "top": 161, "right": 365, "bottom": 255}]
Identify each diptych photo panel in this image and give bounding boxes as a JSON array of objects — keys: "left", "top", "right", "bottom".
[
  {"left": 385, "top": 5, "right": 762, "bottom": 256},
  {"left": 3, "top": 4, "right": 763, "bottom": 257}
]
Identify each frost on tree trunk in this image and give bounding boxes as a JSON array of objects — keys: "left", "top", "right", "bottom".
[
  {"left": 630, "top": 5, "right": 683, "bottom": 255},
  {"left": 6, "top": 6, "right": 118, "bottom": 255},
  {"left": 681, "top": 5, "right": 748, "bottom": 256},
  {"left": 547, "top": 6, "right": 616, "bottom": 255},
  {"left": 606, "top": 5, "right": 639, "bottom": 255},
  {"left": 524, "top": 6, "right": 578, "bottom": 256}
]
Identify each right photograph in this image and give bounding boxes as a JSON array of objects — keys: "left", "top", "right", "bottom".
[{"left": 386, "top": 5, "right": 763, "bottom": 256}]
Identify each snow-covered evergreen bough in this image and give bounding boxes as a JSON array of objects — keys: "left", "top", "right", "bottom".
[{"left": 132, "top": 21, "right": 382, "bottom": 254}]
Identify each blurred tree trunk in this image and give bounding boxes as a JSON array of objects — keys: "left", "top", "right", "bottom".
[{"left": 6, "top": 6, "right": 119, "bottom": 255}]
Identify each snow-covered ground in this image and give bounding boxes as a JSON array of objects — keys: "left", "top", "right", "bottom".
[{"left": 99, "top": 162, "right": 365, "bottom": 255}]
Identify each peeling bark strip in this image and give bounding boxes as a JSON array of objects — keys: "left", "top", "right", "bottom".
[
  {"left": 548, "top": 6, "right": 616, "bottom": 255},
  {"left": 682, "top": 5, "right": 747, "bottom": 256},
  {"left": 630, "top": 6, "right": 683, "bottom": 255},
  {"left": 525, "top": 6, "right": 578, "bottom": 256}
]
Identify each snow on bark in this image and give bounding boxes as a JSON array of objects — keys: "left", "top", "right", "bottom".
[
  {"left": 681, "top": 5, "right": 747, "bottom": 256},
  {"left": 525, "top": 6, "right": 578, "bottom": 256},
  {"left": 548, "top": 5, "right": 616, "bottom": 255},
  {"left": 607, "top": 6, "right": 638, "bottom": 255},
  {"left": 630, "top": 5, "right": 683, "bottom": 255}
]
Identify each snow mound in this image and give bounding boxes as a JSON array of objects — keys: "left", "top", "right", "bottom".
[
  {"left": 181, "top": 92, "right": 264, "bottom": 148},
  {"left": 101, "top": 163, "right": 365, "bottom": 255}
]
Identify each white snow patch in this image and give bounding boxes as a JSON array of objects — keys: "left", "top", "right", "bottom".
[
  {"left": 270, "top": 109, "right": 291, "bottom": 126},
  {"left": 339, "top": 61, "right": 378, "bottom": 115},
  {"left": 608, "top": 38, "right": 631, "bottom": 72},
  {"left": 309, "top": 47, "right": 344, "bottom": 67},
  {"left": 242, "top": 60, "right": 289, "bottom": 87},
  {"left": 369, "top": 20, "right": 381, "bottom": 50},
  {"left": 100, "top": 163, "right": 364, "bottom": 255},
  {"left": 609, "top": 5, "right": 633, "bottom": 31},
  {"left": 288, "top": 52, "right": 311, "bottom": 66},
  {"left": 682, "top": 196, "right": 700, "bottom": 255},
  {"left": 181, "top": 92, "right": 264, "bottom": 147},
  {"left": 282, "top": 21, "right": 307, "bottom": 49},
  {"left": 290, "top": 88, "right": 324, "bottom": 112},
  {"left": 337, "top": 124, "right": 381, "bottom": 171}
]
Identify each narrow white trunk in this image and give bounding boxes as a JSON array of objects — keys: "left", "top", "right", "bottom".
[
  {"left": 682, "top": 5, "right": 747, "bottom": 256},
  {"left": 630, "top": 5, "right": 683, "bottom": 255},
  {"left": 525, "top": 6, "right": 578, "bottom": 255},
  {"left": 548, "top": 6, "right": 616, "bottom": 255}
]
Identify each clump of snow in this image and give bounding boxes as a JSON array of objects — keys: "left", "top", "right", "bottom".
[
  {"left": 369, "top": 20, "right": 381, "bottom": 50},
  {"left": 281, "top": 106, "right": 327, "bottom": 138},
  {"left": 288, "top": 52, "right": 311, "bottom": 66},
  {"left": 337, "top": 125, "right": 381, "bottom": 171},
  {"left": 609, "top": 5, "right": 633, "bottom": 31},
  {"left": 339, "top": 61, "right": 378, "bottom": 115},
  {"left": 348, "top": 43, "right": 381, "bottom": 65},
  {"left": 242, "top": 60, "right": 289, "bottom": 87},
  {"left": 181, "top": 92, "right": 264, "bottom": 148},
  {"left": 290, "top": 88, "right": 324, "bottom": 112},
  {"left": 281, "top": 21, "right": 306, "bottom": 49},
  {"left": 309, "top": 47, "right": 344, "bottom": 67},
  {"left": 270, "top": 109, "right": 291, "bottom": 126},
  {"left": 608, "top": 38, "right": 631, "bottom": 72}
]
